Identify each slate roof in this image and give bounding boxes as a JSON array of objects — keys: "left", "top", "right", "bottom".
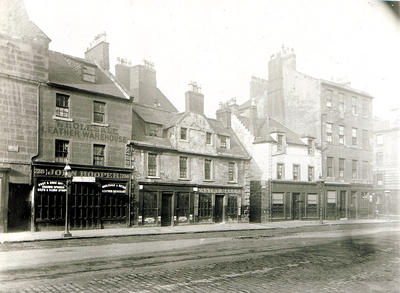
[
  {"left": 48, "top": 51, "right": 130, "bottom": 99},
  {"left": 131, "top": 104, "right": 249, "bottom": 159},
  {"left": 236, "top": 114, "right": 306, "bottom": 146},
  {"left": 130, "top": 84, "right": 178, "bottom": 112}
]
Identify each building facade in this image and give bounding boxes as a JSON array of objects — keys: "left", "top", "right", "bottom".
[
  {"left": 373, "top": 109, "right": 400, "bottom": 215},
  {"left": 118, "top": 72, "right": 251, "bottom": 226}
]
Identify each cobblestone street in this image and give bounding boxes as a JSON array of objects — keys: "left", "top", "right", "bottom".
[{"left": 0, "top": 224, "right": 399, "bottom": 292}]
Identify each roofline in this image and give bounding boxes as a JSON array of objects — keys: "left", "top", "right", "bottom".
[
  {"left": 47, "top": 82, "right": 132, "bottom": 101},
  {"left": 320, "top": 79, "right": 374, "bottom": 99},
  {"left": 129, "top": 140, "right": 251, "bottom": 160},
  {"left": 50, "top": 50, "right": 96, "bottom": 67},
  {"left": 373, "top": 127, "right": 400, "bottom": 133}
]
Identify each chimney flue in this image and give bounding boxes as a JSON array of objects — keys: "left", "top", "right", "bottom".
[
  {"left": 185, "top": 81, "right": 204, "bottom": 114},
  {"left": 85, "top": 32, "right": 110, "bottom": 71}
]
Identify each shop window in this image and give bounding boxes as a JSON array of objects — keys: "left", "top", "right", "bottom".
[
  {"left": 142, "top": 191, "right": 157, "bottom": 224},
  {"left": 56, "top": 93, "right": 70, "bottom": 118},
  {"left": 228, "top": 162, "right": 236, "bottom": 182},
  {"left": 176, "top": 193, "right": 191, "bottom": 223},
  {"left": 339, "top": 125, "right": 345, "bottom": 145},
  {"left": 198, "top": 194, "right": 212, "bottom": 219},
  {"left": 293, "top": 164, "right": 300, "bottom": 181},
  {"left": 55, "top": 139, "right": 69, "bottom": 163},
  {"left": 277, "top": 163, "right": 285, "bottom": 180},
  {"left": 327, "top": 157, "right": 333, "bottom": 177},
  {"left": 308, "top": 194, "right": 318, "bottom": 205},
  {"left": 93, "top": 144, "right": 105, "bottom": 166},
  {"left": 272, "top": 193, "right": 284, "bottom": 218},
  {"left": 308, "top": 166, "right": 314, "bottom": 182},
  {"left": 352, "top": 128, "right": 357, "bottom": 145},
  {"left": 206, "top": 132, "right": 212, "bottom": 144},
  {"left": 227, "top": 195, "right": 238, "bottom": 219},
  {"left": 326, "top": 123, "right": 333, "bottom": 143},
  {"left": 180, "top": 127, "right": 188, "bottom": 140},
  {"left": 93, "top": 101, "right": 105, "bottom": 124},
  {"left": 148, "top": 153, "right": 158, "bottom": 177},
  {"left": 179, "top": 156, "right": 188, "bottom": 179},
  {"left": 327, "top": 191, "right": 336, "bottom": 203},
  {"left": 352, "top": 160, "right": 358, "bottom": 179},
  {"left": 204, "top": 159, "right": 212, "bottom": 180},
  {"left": 339, "top": 158, "right": 345, "bottom": 178}
]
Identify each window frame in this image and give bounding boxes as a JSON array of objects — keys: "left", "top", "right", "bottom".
[
  {"left": 277, "top": 134, "right": 284, "bottom": 151},
  {"left": 93, "top": 101, "right": 106, "bottom": 124},
  {"left": 55, "top": 93, "right": 70, "bottom": 118},
  {"left": 292, "top": 164, "right": 300, "bottom": 181},
  {"left": 352, "top": 160, "right": 358, "bottom": 179},
  {"left": 219, "top": 136, "right": 227, "bottom": 148},
  {"left": 327, "top": 157, "right": 333, "bottom": 177},
  {"left": 206, "top": 132, "right": 212, "bottom": 145},
  {"left": 352, "top": 128, "right": 357, "bottom": 145},
  {"left": 180, "top": 127, "right": 188, "bottom": 140},
  {"left": 308, "top": 165, "right": 314, "bottom": 182},
  {"left": 147, "top": 153, "right": 158, "bottom": 177},
  {"left": 228, "top": 162, "right": 237, "bottom": 182},
  {"left": 93, "top": 144, "right": 105, "bottom": 166},
  {"left": 339, "top": 158, "right": 345, "bottom": 178},
  {"left": 179, "top": 156, "right": 188, "bottom": 179},
  {"left": 326, "top": 123, "right": 333, "bottom": 143},
  {"left": 204, "top": 159, "right": 212, "bottom": 180},
  {"left": 339, "top": 125, "right": 345, "bottom": 145},
  {"left": 277, "top": 163, "right": 285, "bottom": 180},
  {"left": 55, "top": 139, "right": 69, "bottom": 163}
]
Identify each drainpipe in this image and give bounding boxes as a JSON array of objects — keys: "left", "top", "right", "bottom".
[{"left": 31, "top": 83, "right": 41, "bottom": 163}]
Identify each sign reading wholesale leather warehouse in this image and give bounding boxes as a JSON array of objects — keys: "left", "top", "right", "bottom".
[{"left": 42, "top": 120, "right": 128, "bottom": 143}]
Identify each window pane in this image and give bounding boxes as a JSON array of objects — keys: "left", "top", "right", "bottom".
[
  {"left": 55, "top": 140, "right": 69, "bottom": 162},
  {"left": 228, "top": 162, "right": 235, "bottom": 181},
  {"left": 204, "top": 159, "right": 211, "bottom": 180},
  {"left": 93, "top": 144, "right": 105, "bottom": 166},
  {"left": 148, "top": 153, "right": 157, "bottom": 177},
  {"left": 179, "top": 157, "right": 187, "bottom": 178}
]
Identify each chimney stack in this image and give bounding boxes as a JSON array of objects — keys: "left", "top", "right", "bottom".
[
  {"left": 185, "top": 82, "right": 204, "bottom": 114},
  {"left": 85, "top": 32, "right": 109, "bottom": 71},
  {"left": 216, "top": 102, "right": 232, "bottom": 129}
]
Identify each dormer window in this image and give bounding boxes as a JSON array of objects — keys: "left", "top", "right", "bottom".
[
  {"left": 206, "top": 132, "right": 212, "bottom": 144},
  {"left": 180, "top": 127, "right": 188, "bottom": 140},
  {"left": 277, "top": 134, "right": 284, "bottom": 151},
  {"left": 82, "top": 65, "right": 96, "bottom": 83},
  {"left": 220, "top": 136, "right": 227, "bottom": 148},
  {"left": 307, "top": 138, "right": 314, "bottom": 155},
  {"left": 147, "top": 123, "right": 160, "bottom": 137}
]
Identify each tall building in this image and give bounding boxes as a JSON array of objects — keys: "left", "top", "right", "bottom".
[
  {"left": 373, "top": 109, "right": 400, "bottom": 215},
  {"left": 0, "top": 0, "right": 50, "bottom": 232},
  {"left": 237, "top": 46, "right": 375, "bottom": 219}
]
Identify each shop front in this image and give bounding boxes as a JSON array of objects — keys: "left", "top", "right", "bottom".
[
  {"left": 32, "top": 162, "right": 132, "bottom": 231},
  {"left": 137, "top": 183, "right": 244, "bottom": 226}
]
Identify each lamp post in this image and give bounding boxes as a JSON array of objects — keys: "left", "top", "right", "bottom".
[{"left": 62, "top": 163, "right": 72, "bottom": 237}]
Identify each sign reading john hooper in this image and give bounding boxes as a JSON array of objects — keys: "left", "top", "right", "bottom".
[{"left": 43, "top": 120, "right": 128, "bottom": 143}]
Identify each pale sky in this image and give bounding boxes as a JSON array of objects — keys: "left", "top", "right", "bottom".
[{"left": 25, "top": 0, "right": 399, "bottom": 118}]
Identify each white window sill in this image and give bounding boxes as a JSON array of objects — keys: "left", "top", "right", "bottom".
[
  {"left": 203, "top": 179, "right": 214, "bottom": 182},
  {"left": 227, "top": 181, "right": 238, "bottom": 184},
  {"left": 91, "top": 122, "right": 109, "bottom": 127},
  {"left": 53, "top": 115, "right": 73, "bottom": 122},
  {"left": 178, "top": 178, "right": 191, "bottom": 181},
  {"left": 147, "top": 176, "right": 160, "bottom": 179}
]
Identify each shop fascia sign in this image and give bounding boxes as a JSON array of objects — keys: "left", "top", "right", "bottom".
[{"left": 72, "top": 176, "right": 96, "bottom": 183}]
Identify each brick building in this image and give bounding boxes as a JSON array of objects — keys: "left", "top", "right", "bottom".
[
  {"left": 373, "top": 109, "right": 400, "bottom": 215},
  {"left": 237, "top": 47, "right": 375, "bottom": 220},
  {"left": 115, "top": 60, "right": 251, "bottom": 226}
]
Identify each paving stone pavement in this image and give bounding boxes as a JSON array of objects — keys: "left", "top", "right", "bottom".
[{"left": 1, "top": 228, "right": 399, "bottom": 293}]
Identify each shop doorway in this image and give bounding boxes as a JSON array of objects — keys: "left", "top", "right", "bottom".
[
  {"left": 339, "top": 191, "right": 347, "bottom": 218},
  {"left": 161, "top": 193, "right": 172, "bottom": 226},
  {"left": 292, "top": 193, "right": 301, "bottom": 220},
  {"left": 214, "top": 194, "right": 224, "bottom": 223},
  {"left": 8, "top": 184, "right": 31, "bottom": 232}
]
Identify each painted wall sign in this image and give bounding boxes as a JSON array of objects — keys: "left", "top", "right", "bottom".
[
  {"left": 198, "top": 187, "right": 239, "bottom": 194},
  {"left": 102, "top": 183, "right": 127, "bottom": 194},
  {"left": 33, "top": 166, "right": 130, "bottom": 179},
  {"left": 42, "top": 120, "right": 128, "bottom": 143},
  {"left": 37, "top": 181, "right": 66, "bottom": 192}
]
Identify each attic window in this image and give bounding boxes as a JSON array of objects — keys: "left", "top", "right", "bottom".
[
  {"left": 82, "top": 65, "right": 96, "bottom": 83},
  {"left": 220, "top": 136, "right": 227, "bottom": 148},
  {"left": 277, "top": 134, "right": 284, "bottom": 151},
  {"left": 147, "top": 123, "right": 160, "bottom": 137}
]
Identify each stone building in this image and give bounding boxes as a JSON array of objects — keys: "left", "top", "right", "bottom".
[
  {"left": 236, "top": 47, "right": 375, "bottom": 220},
  {"left": 115, "top": 60, "right": 251, "bottom": 226},
  {"left": 0, "top": 0, "right": 50, "bottom": 232},
  {"left": 373, "top": 109, "right": 400, "bottom": 215}
]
